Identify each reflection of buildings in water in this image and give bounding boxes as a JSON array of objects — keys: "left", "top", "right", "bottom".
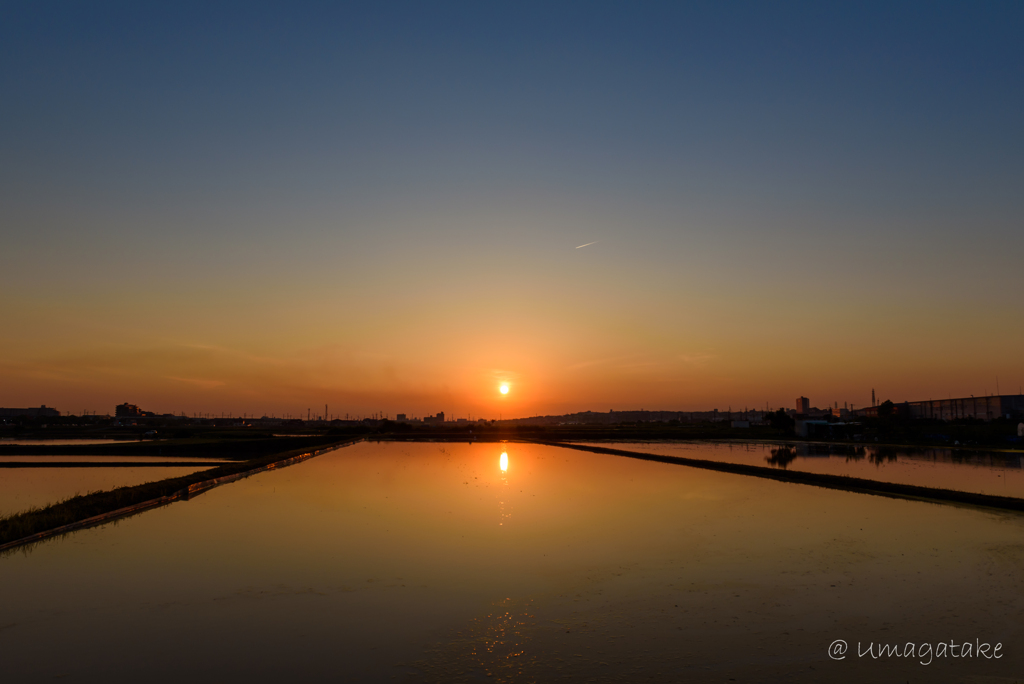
[
  {"left": 881, "top": 447, "right": 1023, "bottom": 470},
  {"left": 766, "top": 441, "right": 1021, "bottom": 473},
  {"left": 765, "top": 443, "right": 868, "bottom": 468},
  {"left": 795, "top": 444, "right": 855, "bottom": 458}
]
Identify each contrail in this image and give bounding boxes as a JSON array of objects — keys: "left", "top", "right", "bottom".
[{"left": 576, "top": 241, "right": 599, "bottom": 249}]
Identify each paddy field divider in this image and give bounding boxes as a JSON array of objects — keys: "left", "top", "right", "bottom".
[
  {"left": 0, "top": 437, "right": 364, "bottom": 553},
  {"left": 533, "top": 440, "right": 1024, "bottom": 513}
]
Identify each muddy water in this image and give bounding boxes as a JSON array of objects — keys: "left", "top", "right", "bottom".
[{"left": 0, "top": 441, "right": 1021, "bottom": 682}]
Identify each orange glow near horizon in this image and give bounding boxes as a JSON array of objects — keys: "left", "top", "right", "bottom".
[
  {"left": 0, "top": 312, "right": 1021, "bottom": 420},
  {"left": 0, "top": 262, "right": 1022, "bottom": 419}
]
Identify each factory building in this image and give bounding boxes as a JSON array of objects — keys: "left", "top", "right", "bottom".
[{"left": 854, "top": 395, "right": 1024, "bottom": 421}]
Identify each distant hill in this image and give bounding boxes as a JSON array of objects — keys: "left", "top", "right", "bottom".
[{"left": 500, "top": 409, "right": 765, "bottom": 426}]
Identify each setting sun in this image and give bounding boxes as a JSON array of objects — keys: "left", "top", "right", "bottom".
[{"left": 499, "top": 384, "right": 509, "bottom": 395}]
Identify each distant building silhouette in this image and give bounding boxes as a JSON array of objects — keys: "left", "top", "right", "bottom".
[
  {"left": 854, "top": 394, "right": 1024, "bottom": 421},
  {"left": 500, "top": 408, "right": 770, "bottom": 426},
  {"left": 795, "top": 397, "right": 810, "bottom": 414},
  {"left": 115, "top": 403, "right": 156, "bottom": 418},
  {"left": 0, "top": 405, "right": 59, "bottom": 418},
  {"left": 116, "top": 403, "right": 142, "bottom": 417}
]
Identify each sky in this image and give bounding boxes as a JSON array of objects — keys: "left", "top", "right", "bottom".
[{"left": 1, "top": 1, "right": 1022, "bottom": 419}]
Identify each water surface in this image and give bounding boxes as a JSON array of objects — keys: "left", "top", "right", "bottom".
[
  {"left": 1, "top": 441, "right": 1021, "bottom": 682},
  {"left": 575, "top": 441, "right": 1024, "bottom": 498},
  {"left": 0, "top": 466, "right": 217, "bottom": 517}
]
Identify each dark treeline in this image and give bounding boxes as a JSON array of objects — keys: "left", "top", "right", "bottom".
[{"left": 3, "top": 412, "right": 1021, "bottom": 451}]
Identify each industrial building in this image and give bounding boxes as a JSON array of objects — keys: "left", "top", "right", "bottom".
[{"left": 854, "top": 395, "right": 1024, "bottom": 421}]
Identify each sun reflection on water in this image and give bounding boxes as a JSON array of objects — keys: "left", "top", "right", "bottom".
[
  {"left": 499, "top": 450, "right": 511, "bottom": 526},
  {"left": 410, "top": 597, "right": 537, "bottom": 682}
]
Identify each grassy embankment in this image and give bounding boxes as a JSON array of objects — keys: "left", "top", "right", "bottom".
[{"left": 0, "top": 435, "right": 355, "bottom": 548}]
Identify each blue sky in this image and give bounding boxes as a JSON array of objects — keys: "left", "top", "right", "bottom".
[{"left": 2, "top": 1, "right": 1022, "bottom": 416}]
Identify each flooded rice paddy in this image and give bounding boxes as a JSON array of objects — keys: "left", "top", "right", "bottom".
[
  {"left": 1, "top": 440, "right": 1022, "bottom": 682},
  {"left": 577, "top": 441, "right": 1024, "bottom": 499},
  {"left": 0, "top": 464, "right": 220, "bottom": 517}
]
